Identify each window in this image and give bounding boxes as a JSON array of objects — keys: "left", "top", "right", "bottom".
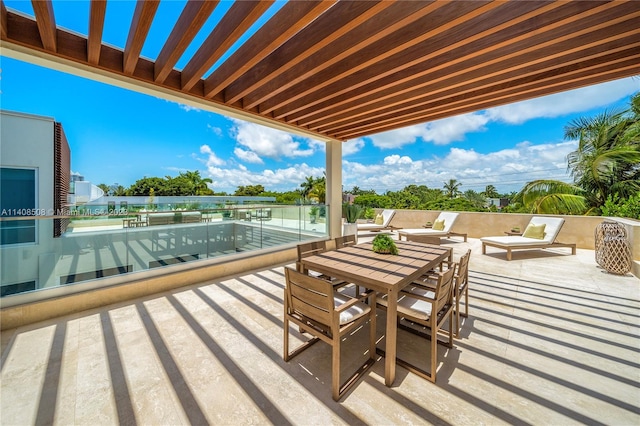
[{"left": 0, "top": 168, "right": 36, "bottom": 245}]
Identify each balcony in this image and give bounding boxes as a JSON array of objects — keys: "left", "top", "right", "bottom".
[{"left": 1, "top": 233, "right": 638, "bottom": 424}]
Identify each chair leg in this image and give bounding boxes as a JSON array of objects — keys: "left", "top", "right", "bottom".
[
  {"left": 332, "top": 338, "right": 340, "bottom": 401},
  {"left": 455, "top": 286, "right": 461, "bottom": 339},
  {"left": 369, "top": 293, "right": 376, "bottom": 359},
  {"left": 430, "top": 323, "right": 437, "bottom": 383},
  {"left": 283, "top": 317, "right": 290, "bottom": 361},
  {"left": 448, "top": 311, "right": 453, "bottom": 348}
]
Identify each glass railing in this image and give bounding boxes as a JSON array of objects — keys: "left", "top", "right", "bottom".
[{"left": 0, "top": 204, "right": 329, "bottom": 303}]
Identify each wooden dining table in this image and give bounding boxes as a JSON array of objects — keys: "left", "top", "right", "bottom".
[{"left": 300, "top": 240, "right": 452, "bottom": 386}]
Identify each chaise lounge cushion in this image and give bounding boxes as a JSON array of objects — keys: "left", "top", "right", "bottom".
[
  {"left": 480, "top": 216, "right": 575, "bottom": 260},
  {"left": 397, "top": 212, "right": 462, "bottom": 239},
  {"left": 357, "top": 209, "right": 396, "bottom": 231}
]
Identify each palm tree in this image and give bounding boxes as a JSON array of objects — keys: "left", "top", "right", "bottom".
[
  {"left": 518, "top": 92, "right": 640, "bottom": 214},
  {"left": 300, "top": 176, "right": 316, "bottom": 199},
  {"left": 443, "top": 179, "right": 462, "bottom": 199},
  {"left": 309, "top": 176, "right": 326, "bottom": 204},
  {"left": 483, "top": 185, "right": 499, "bottom": 198},
  {"left": 182, "top": 170, "right": 213, "bottom": 195}
]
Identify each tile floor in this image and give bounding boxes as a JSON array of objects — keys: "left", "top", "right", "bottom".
[{"left": 1, "top": 237, "right": 638, "bottom": 425}]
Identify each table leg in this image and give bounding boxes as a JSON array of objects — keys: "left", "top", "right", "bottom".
[{"left": 385, "top": 288, "right": 398, "bottom": 386}]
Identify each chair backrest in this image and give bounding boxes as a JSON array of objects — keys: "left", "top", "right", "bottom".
[
  {"left": 380, "top": 209, "right": 396, "bottom": 227},
  {"left": 297, "top": 240, "right": 327, "bottom": 261},
  {"left": 285, "top": 267, "right": 333, "bottom": 327},
  {"left": 434, "top": 266, "right": 456, "bottom": 312},
  {"left": 335, "top": 234, "right": 356, "bottom": 249},
  {"left": 434, "top": 211, "right": 459, "bottom": 232},
  {"left": 530, "top": 216, "right": 565, "bottom": 243},
  {"left": 456, "top": 249, "right": 471, "bottom": 289}
]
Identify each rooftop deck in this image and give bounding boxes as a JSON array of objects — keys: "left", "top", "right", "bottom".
[{"left": 1, "top": 237, "right": 638, "bottom": 425}]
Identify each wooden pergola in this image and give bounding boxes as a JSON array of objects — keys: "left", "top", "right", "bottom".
[{"left": 2, "top": 0, "right": 639, "bottom": 236}]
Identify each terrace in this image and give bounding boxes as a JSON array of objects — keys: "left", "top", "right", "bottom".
[
  {"left": 1, "top": 1, "right": 639, "bottom": 423},
  {"left": 1, "top": 235, "right": 638, "bottom": 424}
]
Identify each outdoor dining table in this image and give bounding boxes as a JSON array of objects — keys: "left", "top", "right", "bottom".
[{"left": 300, "top": 240, "right": 452, "bottom": 386}]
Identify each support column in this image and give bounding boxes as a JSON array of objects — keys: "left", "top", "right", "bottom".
[{"left": 326, "top": 140, "right": 342, "bottom": 239}]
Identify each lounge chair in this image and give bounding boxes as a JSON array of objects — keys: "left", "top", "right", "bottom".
[
  {"left": 481, "top": 216, "right": 576, "bottom": 261},
  {"left": 397, "top": 212, "right": 467, "bottom": 243},
  {"left": 357, "top": 209, "right": 397, "bottom": 233}
]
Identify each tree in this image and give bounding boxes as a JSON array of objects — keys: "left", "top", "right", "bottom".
[
  {"left": 353, "top": 193, "right": 390, "bottom": 208},
  {"left": 126, "top": 177, "right": 166, "bottom": 196},
  {"left": 518, "top": 92, "right": 640, "bottom": 215},
  {"left": 483, "top": 185, "right": 499, "bottom": 198},
  {"left": 110, "top": 184, "right": 127, "bottom": 196},
  {"left": 443, "top": 179, "right": 462, "bottom": 199},
  {"left": 182, "top": 170, "right": 213, "bottom": 195},
  {"left": 463, "top": 189, "right": 487, "bottom": 209},
  {"left": 234, "top": 185, "right": 265, "bottom": 196},
  {"left": 97, "top": 183, "right": 110, "bottom": 195},
  {"left": 300, "top": 176, "right": 316, "bottom": 199},
  {"left": 309, "top": 176, "right": 326, "bottom": 204}
]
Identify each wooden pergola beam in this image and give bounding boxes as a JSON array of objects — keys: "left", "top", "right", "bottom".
[
  {"left": 123, "top": 0, "right": 159, "bottom": 75},
  {"left": 87, "top": 0, "right": 106, "bottom": 65},
  {"left": 154, "top": 0, "right": 219, "bottom": 84},
  {"left": 31, "top": 0, "right": 56, "bottom": 51},
  {"left": 180, "top": 0, "right": 272, "bottom": 92},
  {"left": 203, "top": 0, "right": 336, "bottom": 99}
]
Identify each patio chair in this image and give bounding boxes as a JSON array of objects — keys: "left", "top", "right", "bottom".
[
  {"left": 357, "top": 209, "right": 397, "bottom": 232},
  {"left": 481, "top": 216, "right": 576, "bottom": 260},
  {"left": 296, "top": 240, "right": 327, "bottom": 275},
  {"left": 297, "top": 241, "right": 349, "bottom": 289},
  {"left": 397, "top": 211, "right": 467, "bottom": 243},
  {"left": 334, "top": 234, "right": 360, "bottom": 294},
  {"left": 377, "top": 266, "right": 455, "bottom": 383},
  {"left": 334, "top": 234, "right": 356, "bottom": 249},
  {"left": 413, "top": 249, "right": 471, "bottom": 338},
  {"left": 284, "top": 267, "right": 376, "bottom": 401}
]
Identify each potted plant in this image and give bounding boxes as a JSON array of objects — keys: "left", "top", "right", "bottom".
[
  {"left": 372, "top": 234, "right": 398, "bottom": 255},
  {"left": 363, "top": 207, "right": 375, "bottom": 223},
  {"left": 309, "top": 206, "right": 319, "bottom": 224},
  {"left": 342, "top": 203, "right": 363, "bottom": 239}
]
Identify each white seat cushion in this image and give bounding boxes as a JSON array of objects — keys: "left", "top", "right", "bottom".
[
  {"left": 398, "top": 228, "right": 449, "bottom": 237},
  {"left": 377, "top": 286, "right": 435, "bottom": 321},
  {"left": 334, "top": 293, "right": 370, "bottom": 325},
  {"left": 480, "top": 236, "right": 553, "bottom": 246}
]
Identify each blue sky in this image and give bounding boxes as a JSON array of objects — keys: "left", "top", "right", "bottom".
[{"left": 2, "top": 1, "right": 639, "bottom": 195}]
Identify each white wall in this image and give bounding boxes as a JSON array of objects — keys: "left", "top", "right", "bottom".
[{"left": 1, "top": 110, "right": 56, "bottom": 288}]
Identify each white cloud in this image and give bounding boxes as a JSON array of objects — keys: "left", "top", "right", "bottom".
[
  {"left": 207, "top": 124, "right": 222, "bottom": 136},
  {"left": 233, "top": 147, "right": 263, "bottom": 164},
  {"left": 231, "top": 118, "right": 314, "bottom": 161},
  {"left": 342, "top": 140, "right": 577, "bottom": 193},
  {"left": 342, "top": 138, "right": 365, "bottom": 156},
  {"left": 203, "top": 162, "right": 325, "bottom": 192},
  {"left": 364, "top": 77, "right": 638, "bottom": 147},
  {"left": 199, "top": 144, "right": 226, "bottom": 166},
  {"left": 486, "top": 78, "right": 639, "bottom": 124},
  {"left": 367, "top": 112, "right": 489, "bottom": 148}
]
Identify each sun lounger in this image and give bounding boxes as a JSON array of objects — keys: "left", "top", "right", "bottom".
[
  {"left": 481, "top": 216, "right": 576, "bottom": 260},
  {"left": 357, "top": 209, "right": 397, "bottom": 232},
  {"left": 397, "top": 212, "right": 467, "bottom": 243}
]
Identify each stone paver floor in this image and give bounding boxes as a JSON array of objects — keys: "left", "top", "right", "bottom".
[{"left": 1, "top": 237, "right": 638, "bottom": 425}]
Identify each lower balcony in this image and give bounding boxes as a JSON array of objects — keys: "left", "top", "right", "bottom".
[{"left": 1, "top": 236, "right": 638, "bottom": 425}]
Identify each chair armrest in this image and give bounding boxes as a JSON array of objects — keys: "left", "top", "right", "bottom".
[
  {"left": 335, "top": 296, "right": 363, "bottom": 313},
  {"left": 400, "top": 289, "right": 436, "bottom": 303}
]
